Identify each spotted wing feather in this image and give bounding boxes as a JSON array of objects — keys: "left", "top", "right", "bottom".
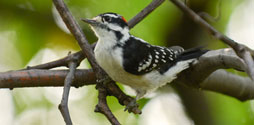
[{"left": 122, "top": 36, "right": 183, "bottom": 75}]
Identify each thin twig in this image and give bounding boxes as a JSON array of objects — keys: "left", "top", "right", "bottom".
[
  {"left": 26, "top": 51, "right": 83, "bottom": 70},
  {"left": 59, "top": 61, "right": 77, "bottom": 125},
  {"left": 128, "top": 0, "right": 165, "bottom": 29},
  {"left": 25, "top": 43, "right": 96, "bottom": 70},
  {"left": 169, "top": 0, "right": 254, "bottom": 80},
  {"left": 95, "top": 84, "right": 121, "bottom": 125},
  {"left": 198, "top": 0, "right": 222, "bottom": 23}
]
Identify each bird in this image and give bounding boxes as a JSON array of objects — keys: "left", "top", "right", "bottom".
[{"left": 82, "top": 12, "right": 207, "bottom": 108}]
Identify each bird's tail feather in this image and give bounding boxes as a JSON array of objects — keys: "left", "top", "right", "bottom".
[{"left": 178, "top": 46, "right": 208, "bottom": 61}]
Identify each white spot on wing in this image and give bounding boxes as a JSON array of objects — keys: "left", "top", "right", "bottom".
[
  {"left": 138, "top": 67, "right": 142, "bottom": 72},
  {"left": 162, "top": 59, "right": 166, "bottom": 63},
  {"left": 149, "top": 54, "right": 152, "bottom": 59}
]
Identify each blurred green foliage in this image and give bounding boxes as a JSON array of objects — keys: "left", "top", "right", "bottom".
[{"left": 0, "top": 0, "right": 253, "bottom": 125}]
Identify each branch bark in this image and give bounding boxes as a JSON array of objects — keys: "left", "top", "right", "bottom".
[
  {"left": 0, "top": 69, "right": 96, "bottom": 89},
  {"left": 201, "top": 70, "right": 254, "bottom": 101}
]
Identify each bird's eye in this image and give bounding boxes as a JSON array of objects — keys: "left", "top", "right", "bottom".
[{"left": 103, "top": 16, "right": 111, "bottom": 22}]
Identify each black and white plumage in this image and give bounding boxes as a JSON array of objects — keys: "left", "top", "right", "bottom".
[{"left": 82, "top": 12, "right": 207, "bottom": 100}]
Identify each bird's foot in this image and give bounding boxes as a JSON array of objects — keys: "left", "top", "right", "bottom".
[
  {"left": 96, "top": 75, "right": 112, "bottom": 84},
  {"left": 124, "top": 99, "right": 141, "bottom": 114}
]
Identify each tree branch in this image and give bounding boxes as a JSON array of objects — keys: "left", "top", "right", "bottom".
[
  {"left": 169, "top": 0, "right": 254, "bottom": 80},
  {"left": 95, "top": 83, "right": 120, "bottom": 125},
  {"left": 58, "top": 57, "right": 78, "bottom": 125},
  {"left": 201, "top": 70, "right": 254, "bottom": 101},
  {"left": 174, "top": 48, "right": 254, "bottom": 101},
  {"left": 25, "top": 43, "right": 96, "bottom": 70},
  {"left": 52, "top": 0, "right": 100, "bottom": 72},
  {"left": 128, "top": 0, "right": 165, "bottom": 29},
  {"left": 0, "top": 69, "right": 96, "bottom": 89},
  {"left": 25, "top": 51, "right": 83, "bottom": 70}
]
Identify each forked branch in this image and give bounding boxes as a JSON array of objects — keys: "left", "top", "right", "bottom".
[{"left": 169, "top": 0, "right": 254, "bottom": 80}]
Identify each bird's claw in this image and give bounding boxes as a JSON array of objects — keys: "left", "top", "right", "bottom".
[
  {"left": 124, "top": 99, "right": 140, "bottom": 113},
  {"left": 96, "top": 75, "right": 111, "bottom": 84}
]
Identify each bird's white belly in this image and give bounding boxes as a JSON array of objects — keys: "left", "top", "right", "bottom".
[{"left": 94, "top": 45, "right": 153, "bottom": 90}]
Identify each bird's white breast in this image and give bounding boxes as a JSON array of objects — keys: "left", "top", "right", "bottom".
[{"left": 94, "top": 39, "right": 152, "bottom": 90}]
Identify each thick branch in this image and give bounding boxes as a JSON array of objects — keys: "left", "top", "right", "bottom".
[
  {"left": 174, "top": 48, "right": 254, "bottom": 101},
  {"left": 0, "top": 69, "right": 96, "bottom": 89},
  {"left": 177, "top": 48, "right": 246, "bottom": 86},
  {"left": 201, "top": 70, "right": 254, "bottom": 101}
]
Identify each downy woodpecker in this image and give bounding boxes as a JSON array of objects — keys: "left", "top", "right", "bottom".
[{"left": 82, "top": 12, "right": 207, "bottom": 101}]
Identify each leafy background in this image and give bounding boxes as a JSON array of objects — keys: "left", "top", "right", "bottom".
[{"left": 0, "top": 0, "right": 253, "bottom": 124}]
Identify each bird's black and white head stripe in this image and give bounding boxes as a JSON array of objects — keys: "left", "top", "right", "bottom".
[{"left": 99, "top": 12, "right": 128, "bottom": 29}]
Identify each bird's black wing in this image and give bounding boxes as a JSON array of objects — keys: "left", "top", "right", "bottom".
[{"left": 121, "top": 37, "right": 183, "bottom": 75}]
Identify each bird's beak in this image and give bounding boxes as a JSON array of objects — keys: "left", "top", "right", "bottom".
[{"left": 81, "top": 18, "right": 99, "bottom": 25}]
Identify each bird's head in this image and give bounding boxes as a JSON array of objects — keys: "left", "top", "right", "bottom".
[{"left": 82, "top": 12, "right": 129, "bottom": 40}]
